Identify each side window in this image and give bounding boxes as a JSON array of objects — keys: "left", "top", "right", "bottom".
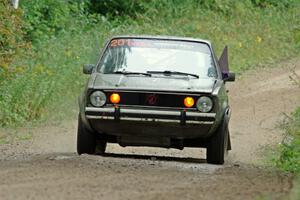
[
  {"left": 99, "top": 46, "right": 128, "bottom": 73},
  {"left": 207, "top": 54, "right": 217, "bottom": 77},
  {"left": 99, "top": 49, "right": 113, "bottom": 73}
]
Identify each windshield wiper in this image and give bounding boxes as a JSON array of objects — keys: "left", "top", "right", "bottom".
[
  {"left": 147, "top": 70, "right": 199, "bottom": 78},
  {"left": 108, "top": 71, "right": 152, "bottom": 77}
]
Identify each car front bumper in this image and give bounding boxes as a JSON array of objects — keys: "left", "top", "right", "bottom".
[{"left": 85, "top": 107, "right": 217, "bottom": 139}]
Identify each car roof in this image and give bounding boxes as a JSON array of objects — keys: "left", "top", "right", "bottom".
[{"left": 109, "top": 35, "right": 212, "bottom": 46}]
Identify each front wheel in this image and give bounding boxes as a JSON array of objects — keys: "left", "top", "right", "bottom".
[
  {"left": 206, "top": 118, "right": 229, "bottom": 164},
  {"left": 77, "top": 115, "right": 106, "bottom": 155}
]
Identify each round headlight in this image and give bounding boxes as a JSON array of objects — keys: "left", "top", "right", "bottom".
[
  {"left": 196, "top": 96, "right": 213, "bottom": 112},
  {"left": 90, "top": 91, "right": 106, "bottom": 107}
]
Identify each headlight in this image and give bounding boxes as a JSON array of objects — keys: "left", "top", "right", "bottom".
[
  {"left": 196, "top": 96, "right": 213, "bottom": 112},
  {"left": 90, "top": 91, "right": 106, "bottom": 107}
]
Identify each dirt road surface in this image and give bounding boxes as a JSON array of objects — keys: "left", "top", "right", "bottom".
[{"left": 0, "top": 62, "right": 299, "bottom": 200}]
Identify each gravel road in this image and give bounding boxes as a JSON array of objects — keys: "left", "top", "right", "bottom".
[{"left": 0, "top": 62, "right": 299, "bottom": 200}]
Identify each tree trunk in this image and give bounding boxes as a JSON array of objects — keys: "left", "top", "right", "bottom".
[{"left": 11, "top": 0, "right": 19, "bottom": 9}]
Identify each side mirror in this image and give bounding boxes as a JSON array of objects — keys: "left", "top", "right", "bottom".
[
  {"left": 223, "top": 72, "right": 235, "bottom": 82},
  {"left": 83, "top": 64, "right": 95, "bottom": 74}
]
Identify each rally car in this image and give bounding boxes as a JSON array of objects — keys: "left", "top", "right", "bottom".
[{"left": 77, "top": 35, "right": 235, "bottom": 164}]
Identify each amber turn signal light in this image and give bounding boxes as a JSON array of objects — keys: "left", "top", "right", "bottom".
[
  {"left": 110, "top": 93, "right": 121, "bottom": 104},
  {"left": 184, "top": 97, "right": 194, "bottom": 108}
]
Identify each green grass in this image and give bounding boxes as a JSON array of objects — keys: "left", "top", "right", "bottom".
[
  {"left": 271, "top": 107, "right": 300, "bottom": 199},
  {"left": 0, "top": 1, "right": 300, "bottom": 126},
  {"left": 276, "top": 107, "right": 300, "bottom": 174}
]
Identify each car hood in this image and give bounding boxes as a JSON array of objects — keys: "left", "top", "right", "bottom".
[{"left": 91, "top": 74, "right": 216, "bottom": 93}]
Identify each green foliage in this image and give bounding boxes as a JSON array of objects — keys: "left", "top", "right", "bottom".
[
  {"left": 131, "top": 0, "right": 300, "bottom": 72},
  {"left": 276, "top": 107, "right": 300, "bottom": 174},
  {"left": 89, "top": 0, "right": 145, "bottom": 17},
  {"left": 20, "top": 0, "right": 96, "bottom": 43},
  {"left": 88, "top": 0, "right": 300, "bottom": 17},
  {"left": 250, "top": 0, "right": 300, "bottom": 8},
  {"left": 0, "top": 27, "right": 102, "bottom": 125},
  {"left": 0, "top": 0, "right": 28, "bottom": 67},
  {"left": 21, "top": 0, "right": 71, "bottom": 42}
]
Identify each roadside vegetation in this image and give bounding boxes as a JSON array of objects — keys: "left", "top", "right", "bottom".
[
  {"left": 275, "top": 71, "right": 300, "bottom": 199},
  {"left": 277, "top": 108, "right": 300, "bottom": 174},
  {"left": 0, "top": 0, "right": 299, "bottom": 127},
  {"left": 278, "top": 106, "right": 300, "bottom": 200}
]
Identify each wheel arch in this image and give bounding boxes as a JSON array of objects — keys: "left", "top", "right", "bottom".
[{"left": 78, "top": 91, "right": 94, "bottom": 132}]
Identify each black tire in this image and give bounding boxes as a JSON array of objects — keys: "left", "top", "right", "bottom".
[
  {"left": 206, "top": 118, "right": 229, "bottom": 164},
  {"left": 77, "top": 115, "right": 107, "bottom": 155}
]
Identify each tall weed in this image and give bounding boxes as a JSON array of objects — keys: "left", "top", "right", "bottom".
[
  {"left": 277, "top": 108, "right": 300, "bottom": 174},
  {"left": 0, "top": 0, "right": 28, "bottom": 67}
]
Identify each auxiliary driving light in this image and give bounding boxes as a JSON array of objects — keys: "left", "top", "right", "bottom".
[
  {"left": 110, "top": 93, "right": 121, "bottom": 104},
  {"left": 184, "top": 97, "right": 195, "bottom": 108}
]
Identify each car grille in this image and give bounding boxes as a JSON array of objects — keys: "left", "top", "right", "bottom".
[{"left": 104, "top": 91, "right": 199, "bottom": 109}]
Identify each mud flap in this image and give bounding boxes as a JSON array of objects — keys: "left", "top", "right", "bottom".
[
  {"left": 225, "top": 107, "right": 232, "bottom": 151},
  {"left": 227, "top": 132, "right": 232, "bottom": 150}
]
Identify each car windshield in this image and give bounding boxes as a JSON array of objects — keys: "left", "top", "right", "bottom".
[{"left": 98, "top": 38, "right": 217, "bottom": 78}]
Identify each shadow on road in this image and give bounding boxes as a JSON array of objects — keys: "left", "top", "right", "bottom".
[{"left": 102, "top": 152, "right": 207, "bottom": 164}]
